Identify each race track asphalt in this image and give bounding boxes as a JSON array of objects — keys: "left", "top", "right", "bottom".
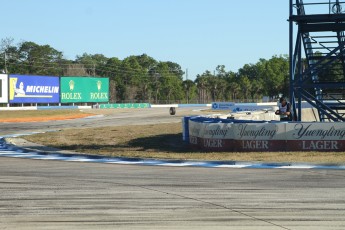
[{"left": 0, "top": 107, "right": 345, "bottom": 229}]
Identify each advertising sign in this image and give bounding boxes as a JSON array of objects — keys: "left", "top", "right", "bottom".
[
  {"left": 9, "top": 75, "right": 60, "bottom": 103},
  {"left": 285, "top": 122, "right": 345, "bottom": 151},
  {"left": 212, "top": 102, "right": 278, "bottom": 113},
  {"left": 232, "top": 123, "right": 286, "bottom": 151},
  {"left": 229, "top": 103, "right": 277, "bottom": 113},
  {"left": 187, "top": 117, "right": 345, "bottom": 152},
  {"left": 0, "top": 74, "right": 9, "bottom": 103},
  {"left": 60, "top": 77, "right": 109, "bottom": 103},
  {"left": 212, "top": 102, "right": 235, "bottom": 110},
  {"left": 233, "top": 123, "right": 285, "bottom": 140}
]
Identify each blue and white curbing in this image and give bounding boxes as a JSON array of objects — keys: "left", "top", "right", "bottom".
[{"left": 0, "top": 135, "right": 345, "bottom": 170}]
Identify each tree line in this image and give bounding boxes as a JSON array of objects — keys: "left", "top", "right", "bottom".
[{"left": 0, "top": 38, "right": 289, "bottom": 103}]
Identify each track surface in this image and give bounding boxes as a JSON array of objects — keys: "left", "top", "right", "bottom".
[
  {"left": 1, "top": 108, "right": 345, "bottom": 229},
  {"left": 0, "top": 108, "right": 189, "bottom": 136}
]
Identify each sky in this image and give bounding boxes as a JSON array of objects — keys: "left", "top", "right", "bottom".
[{"left": 2, "top": 0, "right": 289, "bottom": 80}]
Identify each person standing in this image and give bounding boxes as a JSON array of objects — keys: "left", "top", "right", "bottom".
[{"left": 275, "top": 97, "right": 292, "bottom": 121}]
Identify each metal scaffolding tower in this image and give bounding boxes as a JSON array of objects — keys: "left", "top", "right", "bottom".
[{"left": 289, "top": 0, "right": 345, "bottom": 121}]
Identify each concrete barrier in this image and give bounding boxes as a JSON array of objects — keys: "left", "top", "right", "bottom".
[
  {"left": 99, "top": 103, "right": 150, "bottom": 109},
  {"left": 178, "top": 104, "right": 210, "bottom": 107},
  {"left": 150, "top": 104, "right": 178, "bottom": 108},
  {"left": 0, "top": 106, "right": 38, "bottom": 111},
  {"left": 0, "top": 106, "right": 92, "bottom": 111},
  {"left": 38, "top": 106, "right": 92, "bottom": 110}
]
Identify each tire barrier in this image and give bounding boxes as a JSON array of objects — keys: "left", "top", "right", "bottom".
[{"left": 169, "top": 107, "right": 176, "bottom": 115}]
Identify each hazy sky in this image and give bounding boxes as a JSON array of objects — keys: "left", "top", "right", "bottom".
[{"left": 2, "top": 0, "right": 289, "bottom": 79}]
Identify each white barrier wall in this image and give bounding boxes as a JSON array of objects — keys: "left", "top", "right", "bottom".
[
  {"left": 188, "top": 118, "right": 345, "bottom": 152},
  {"left": 285, "top": 123, "right": 345, "bottom": 151},
  {"left": 0, "top": 74, "right": 8, "bottom": 103},
  {"left": 212, "top": 102, "right": 278, "bottom": 112}
]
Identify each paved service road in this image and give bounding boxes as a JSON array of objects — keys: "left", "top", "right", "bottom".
[
  {"left": 0, "top": 107, "right": 200, "bottom": 137},
  {"left": 1, "top": 108, "right": 345, "bottom": 229}
]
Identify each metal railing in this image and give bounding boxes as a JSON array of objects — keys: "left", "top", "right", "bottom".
[{"left": 293, "top": 1, "right": 345, "bottom": 15}]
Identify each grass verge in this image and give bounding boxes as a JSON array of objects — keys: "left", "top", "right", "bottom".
[{"left": 24, "top": 123, "right": 345, "bottom": 164}]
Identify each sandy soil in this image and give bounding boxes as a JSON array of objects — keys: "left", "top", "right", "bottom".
[{"left": 0, "top": 113, "right": 93, "bottom": 123}]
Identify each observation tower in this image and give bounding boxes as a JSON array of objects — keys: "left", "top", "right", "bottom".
[{"left": 289, "top": 0, "right": 345, "bottom": 121}]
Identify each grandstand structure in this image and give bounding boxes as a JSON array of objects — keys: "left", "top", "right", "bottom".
[{"left": 289, "top": 0, "right": 345, "bottom": 121}]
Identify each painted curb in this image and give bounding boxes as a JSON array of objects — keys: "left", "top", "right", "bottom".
[{"left": 0, "top": 136, "right": 344, "bottom": 170}]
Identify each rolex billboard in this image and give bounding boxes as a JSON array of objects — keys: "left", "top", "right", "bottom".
[{"left": 60, "top": 77, "right": 109, "bottom": 103}]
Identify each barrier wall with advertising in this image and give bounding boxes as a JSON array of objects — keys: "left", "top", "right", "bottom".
[
  {"left": 187, "top": 117, "right": 345, "bottom": 152},
  {"left": 212, "top": 102, "right": 278, "bottom": 113},
  {"left": 99, "top": 103, "right": 150, "bottom": 109},
  {"left": 211, "top": 102, "right": 235, "bottom": 110},
  {"left": 285, "top": 123, "right": 345, "bottom": 151},
  {"left": 60, "top": 77, "right": 109, "bottom": 103},
  {"left": 0, "top": 74, "right": 9, "bottom": 103},
  {"left": 9, "top": 75, "right": 60, "bottom": 103}
]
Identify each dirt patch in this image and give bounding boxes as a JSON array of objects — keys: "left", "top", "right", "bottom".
[
  {"left": 0, "top": 110, "right": 95, "bottom": 123},
  {"left": 0, "top": 114, "right": 94, "bottom": 123},
  {"left": 24, "top": 123, "right": 345, "bottom": 164}
]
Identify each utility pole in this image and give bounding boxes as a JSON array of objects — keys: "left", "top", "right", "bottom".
[
  {"left": 4, "top": 52, "right": 8, "bottom": 73},
  {"left": 93, "top": 63, "right": 96, "bottom": 76},
  {"left": 186, "top": 68, "right": 188, "bottom": 80}
]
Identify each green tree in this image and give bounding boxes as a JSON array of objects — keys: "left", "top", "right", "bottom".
[
  {"left": 0, "top": 37, "right": 293, "bottom": 103},
  {"left": 134, "top": 54, "right": 157, "bottom": 101},
  {"left": 103, "top": 57, "right": 123, "bottom": 102},
  {"left": 258, "top": 55, "right": 289, "bottom": 98},
  {"left": 195, "top": 75, "right": 207, "bottom": 103},
  {"left": 154, "top": 62, "right": 184, "bottom": 102},
  {"left": 0, "top": 37, "right": 20, "bottom": 73},
  {"left": 75, "top": 53, "right": 109, "bottom": 76},
  {"left": 17, "top": 41, "right": 64, "bottom": 76},
  {"left": 120, "top": 56, "right": 143, "bottom": 101},
  {"left": 238, "top": 76, "right": 251, "bottom": 100},
  {"left": 238, "top": 63, "right": 259, "bottom": 80},
  {"left": 196, "top": 71, "right": 215, "bottom": 103},
  {"left": 249, "top": 78, "right": 264, "bottom": 100},
  {"left": 183, "top": 79, "right": 196, "bottom": 103},
  {"left": 221, "top": 71, "right": 236, "bottom": 100},
  {"left": 215, "top": 65, "right": 227, "bottom": 78}
]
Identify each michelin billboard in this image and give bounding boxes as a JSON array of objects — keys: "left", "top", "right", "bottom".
[
  {"left": 9, "top": 75, "right": 60, "bottom": 103},
  {"left": 0, "top": 74, "right": 9, "bottom": 103},
  {"left": 60, "top": 77, "right": 109, "bottom": 103}
]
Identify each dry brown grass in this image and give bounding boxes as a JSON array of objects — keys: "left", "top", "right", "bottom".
[{"left": 24, "top": 123, "right": 345, "bottom": 164}]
